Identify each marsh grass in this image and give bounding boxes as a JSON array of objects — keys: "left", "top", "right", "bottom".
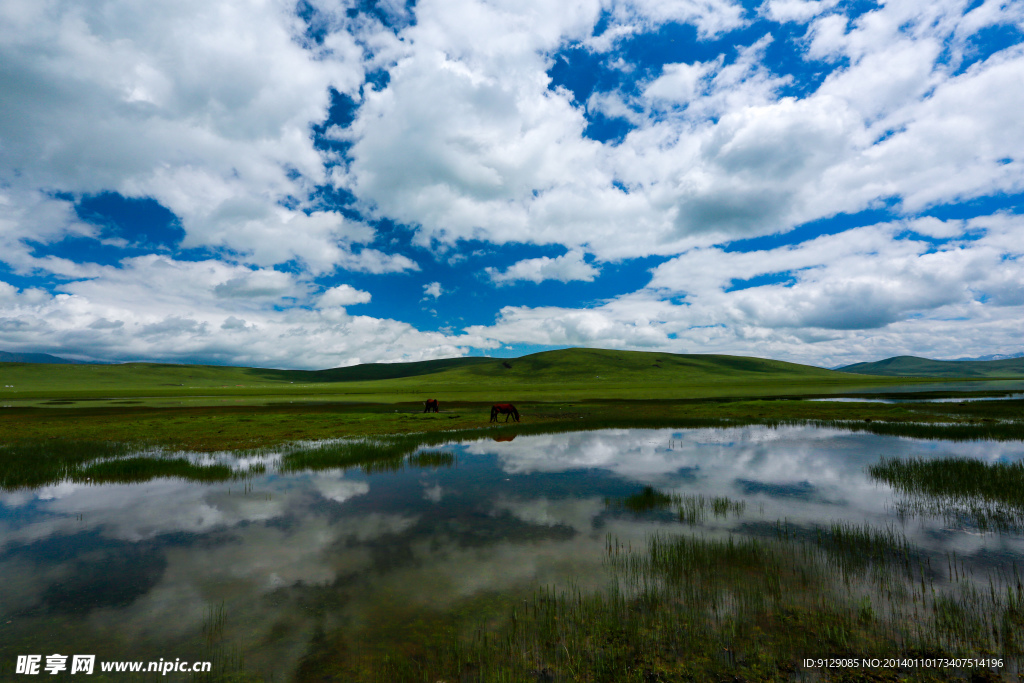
[
  {"left": 74, "top": 456, "right": 234, "bottom": 484},
  {"left": 679, "top": 494, "right": 746, "bottom": 525},
  {"left": 815, "top": 418, "right": 1024, "bottom": 442},
  {"left": 190, "top": 601, "right": 263, "bottom": 683},
  {"left": 870, "top": 457, "right": 1024, "bottom": 504},
  {"left": 870, "top": 457, "right": 1024, "bottom": 533},
  {"left": 333, "top": 522, "right": 1022, "bottom": 682},
  {"left": 0, "top": 439, "right": 133, "bottom": 489},
  {"left": 0, "top": 439, "right": 251, "bottom": 489}
]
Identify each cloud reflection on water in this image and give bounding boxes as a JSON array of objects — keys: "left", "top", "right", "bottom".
[{"left": 2, "top": 426, "right": 1024, "bottom": 679}]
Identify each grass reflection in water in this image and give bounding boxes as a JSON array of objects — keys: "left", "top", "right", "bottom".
[
  {"left": 335, "top": 527, "right": 1022, "bottom": 682},
  {"left": 606, "top": 486, "right": 746, "bottom": 525},
  {"left": 299, "top": 485, "right": 1021, "bottom": 682}
]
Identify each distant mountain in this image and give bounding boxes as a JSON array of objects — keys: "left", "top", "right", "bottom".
[
  {"left": 0, "top": 351, "right": 101, "bottom": 364},
  {"left": 952, "top": 351, "right": 1024, "bottom": 361},
  {"left": 838, "top": 355, "right": 1024, "bottom": 378}
]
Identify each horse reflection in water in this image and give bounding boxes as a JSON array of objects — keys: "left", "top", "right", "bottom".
[
  {"left": 490, "top": 403, "right": 520, "bottom": 422},
  {"left": 491, "top": 434, "right": 517, "bottom": 442},
  {"left": 424, "top": 399, "right": 439, "bottom": 413}
]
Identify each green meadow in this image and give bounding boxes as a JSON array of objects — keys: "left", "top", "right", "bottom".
[
  {"left": 2, "top": 348, "right": 1022, "bottom": 450},
  {"left": 0, "top": 348, "right": 944, "bottom": 403}
]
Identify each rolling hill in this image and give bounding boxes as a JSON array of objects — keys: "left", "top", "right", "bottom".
[
  {"left": 838, "top": 355, "right": 1024, "bottom": 378},
  {"left": 0, "top": 348, "right": 899, "bottom": 401}
]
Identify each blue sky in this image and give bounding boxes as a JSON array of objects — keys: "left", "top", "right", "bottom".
[{"left": 0, "top": 0, "right": 1022, "bottom": 369}]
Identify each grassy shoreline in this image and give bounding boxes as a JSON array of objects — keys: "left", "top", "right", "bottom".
[{"left": 2, "top": 394, "right": 1022, "bottom": 451}]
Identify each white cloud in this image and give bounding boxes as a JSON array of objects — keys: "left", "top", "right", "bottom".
[
  {"left": 466, "top": 214, "right": 1024, "bottom": 366},
  {"left": 318, "top": 284, "right": 372, "bottom": 307},
  {"left": 422, "top": 282, "right": 444, "bottom": 299},
  {"left": 642, "top": 60, "right": 718, "bottom": 107},
  {"left": 333, "top": 0, "right": 1024, "bottom": 266},
  {"left": 0, "top": 0, "right": 404, "bottom": 274},
  {"left": 485, "top": 250, "right": 599, "bottom": 285},
  {"left": 762, "top": 0, "right": 838, "bottom": 24},
  {"left": 0, "top": 256, "right": 494, "bottom": 368},
  {"left": 2, "top": 0, "right": 1022, "bottom": 365}
]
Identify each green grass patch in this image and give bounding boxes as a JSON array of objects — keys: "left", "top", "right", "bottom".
[
  {"left": 0, "top": 439, "right": 244, "bottom": 489},
  {"left": 74, "top": 456, "right": 234, "bottom": 484},
  {"left": 0, "top": 439, "right": 133, "bottom": 489},
  {"left": 870, "top": 456, "right": 1024, "bottom": 533},
  {"left": 870, "top": 457, "right": 1024, "bottom": 505}
]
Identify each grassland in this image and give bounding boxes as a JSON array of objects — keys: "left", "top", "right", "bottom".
[
  {"left": 0, "top": 348, "right": 949, "bottom": 403},
  {"left": 3, "top": 347, "right": 1022, "bottom": 451}
]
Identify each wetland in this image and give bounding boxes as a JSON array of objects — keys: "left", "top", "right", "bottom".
[
  {"left": 3, "top": 351, "right": 1024, "bottom": 680},
  {"left": 2, "top": 422, "right": 1024, "bottom": 681}
]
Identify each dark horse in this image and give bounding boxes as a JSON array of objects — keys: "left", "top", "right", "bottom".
[
  {"left": 424, "top": 398, "right": 439, "bottom": 413},
  {"left": 490, "top": 403, "right": 520, "bottom": 422}
]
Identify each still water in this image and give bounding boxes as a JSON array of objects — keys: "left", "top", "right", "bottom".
[
  {"left": 2, "top": 426, "right": 1023, "bottom": 679},
  {"left": 809, "top": 393, "right": 1024, "bottom": 403}
]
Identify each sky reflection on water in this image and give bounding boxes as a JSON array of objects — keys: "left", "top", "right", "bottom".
[{"left": 2, "top": 426, "right": 1023, "bottom": 679}]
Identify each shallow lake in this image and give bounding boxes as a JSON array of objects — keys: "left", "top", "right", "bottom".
[
  {"left": 809, "top": 393, "right": 1024, "bottom": 403},
  {"left": 2, "top": 426, "right": 1023, "bottom": 680},
  {"left": 848, "top": 379, "right": 1024, "bottom": 394}
]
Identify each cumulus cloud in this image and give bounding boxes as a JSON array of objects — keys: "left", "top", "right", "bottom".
[
  {"left": 467, "top": 214, "right": 1024, "bottom": 366},
  {"left": 318, "top": 284, "right": 372, "bottom": 307},
  {"left": 334, "top": 0, "right": 1024, "bottom": 263},
  {"left": 486, "top": 250, "right": 599, "bottom": 285},
  {"left": 0, "top": 255, "right": 493, "bottom": 367},
  {"left": 762, "top": 0, "right": 838, "bottom": 24},
  {"left": 2, "top": 0, "right": 1022, "bottom": 366},
  {"left": 0, "top": 0, "right": 400, "bottom": 273}
]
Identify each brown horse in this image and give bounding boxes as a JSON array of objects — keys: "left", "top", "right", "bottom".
[
  {"left": 424, "top": 398, "right": 439, "bottom": 413},
  {"left": 490, "top": 403, "right": 520, "bottom": 422}
]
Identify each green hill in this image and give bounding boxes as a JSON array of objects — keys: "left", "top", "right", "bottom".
[
  {"left": 838, "top": 355, "right": 1024, "bottom": 378},
  {"left": 450, "top": 348, "right": 840, "bottom": 382},
  {"left": 0, "top": 347, "right": 920, "bottom": 402},
  {"left": 308, "top": 356, "right": 494, "bottom": 381}
]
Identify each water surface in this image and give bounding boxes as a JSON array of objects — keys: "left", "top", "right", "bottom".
[{"left": 2, "top": 426, "right": 1023, "bottom": 679}]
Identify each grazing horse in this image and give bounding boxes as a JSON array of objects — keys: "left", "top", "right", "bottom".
[
  {"left": 490, "top": 403, "right": 520, "bottom": 422},
  {"left": 424, "top": 398, "right": 439, "bottom": 413}
]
